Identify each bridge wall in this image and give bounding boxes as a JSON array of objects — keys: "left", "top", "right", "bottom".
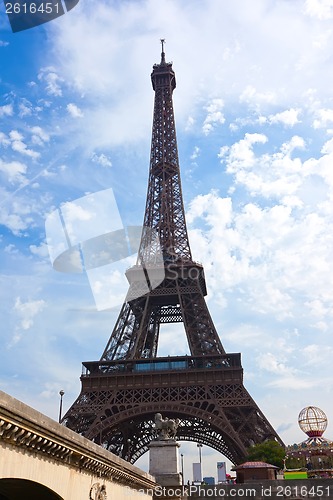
[{"left": 0, "top": 391, "right": 155, "bottom": 500}]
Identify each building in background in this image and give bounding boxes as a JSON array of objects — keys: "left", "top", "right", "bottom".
[
  {"left": 203, "top": 476, "right": 215, "bottom": 485},
  {"left": 192, "top": 462, "right": 202, "bottom": 483},
  {"left": 232, "top": 462, "right": 278, "bottom": 483}
]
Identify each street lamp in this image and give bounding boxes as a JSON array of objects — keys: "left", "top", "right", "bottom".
[
  {"left": 58, "top": 390, "right": 65, "bottom": 423},
  {"left": 197, "top": 443, "right": 203, "bottom": 464},
  {"left": 181, "top": 453, "right": 184, "bottom": 485}
]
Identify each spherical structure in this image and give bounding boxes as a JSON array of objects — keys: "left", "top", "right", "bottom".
[{"left": 298, "top": 406, "right": 327, "bottom": 437}]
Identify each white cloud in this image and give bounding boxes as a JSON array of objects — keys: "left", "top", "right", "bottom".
[
  {"left": 88, "top": 267, "right": 130, "bottom": 312},
  {"left": 42, "top": 0, "right": 333, "bottom": 140},
  {"left": 28, "top": 0, "right": 333, "bottom": 157},
  {"left": 14, "top": 297, "right": 45, "bottom": 330},
  {"left": 257, "top": 352, "right": 296, "bottom": 376},
  {"left": 219, "top": 132, "right": 268, "bottom": 172},
  {"left": 202, "top": 99, "right": 225, "bottom": 135},
  {"left": 268, "top": 108, "right": 301, "bottom": 127},
  {"left": 4, "top": 244, "right": 19, "bottom": 254},
  {"left": 305, "top": 299, "right": 328, "bottom": 317},
  {"left": 0, "top": 104, "right": 13, "bottom": 117},
  {"left": 302, "top": 344, "right": 333, "bottom": 365},
  {"left": 66, "top": 103, "right": 84, "bottom": 118},
  {"left": 304, "top": 0, "right": 333, "bottom": 20},
  {"left": 18, "top": 99, "right": 34, "bottom": 118},
  {"left": 231, "top": 109, "right": 302, "bottom": 132},
  {"left": 9, "top": 130, "right": 40, "bottom": 159},
  {"left": 190, "top": 146, "right": 200, "bottom": 160},
  {"left": 30, "top": 126, "right": 50, "bottom": 145},
  {"left": 0, "top": 159, "right": 27, "bottom": 185},
  {"left": 11, "top": 297, "right": 46, "bottom": 345},
  {"left": 267, "top": 376, "right": 316, "bottom": 390},
  {"left": 313, "top": 108, "right": 333, "bottom": 128},
  {"left": 312, "top": 321, "right": 329, "bottom": 332},
  {"left": 239, "top": 86, "right": 276, "bottom": 108},
  {"left": 219, "top": 134, "right": 307, "bottom": 198},
  {"left": 185, "top": 116, "right": 195, "bottom": 131},
  {"left": 0, "top": 183, "right": 52, "bottom": 235},
  {"left": 62, "top": 204, "right": 93, "bottom": 222},
  {"left": 38, "top": 67, "right": 64, "bottom": 96},
  {"left": 186, "top": 158, "right": 333, "bottom": 324},
  {"left": 0, "top": 132, "right": 10, "bottom": 147},
  {"left": 0, "top": 209, "right": 29, "bottom": 235},
  {"left": 321, "top": 136, "right": 333, "bottom": 154},
  {"left": 9, "top": 130, "right": 23, "bottom": 141},
  {"left": 223, "top": 324, "right": 265, "bottom": 347},
  {"left": 29, "top": 243, "right": 49, "bottom": 258},
  {"left": 91, "top": 152, "right": 112, "bottom": 168}
]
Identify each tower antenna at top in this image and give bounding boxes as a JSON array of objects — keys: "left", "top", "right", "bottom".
[{"left": 160, "top": 38, "right": 166, "bottom": 64}]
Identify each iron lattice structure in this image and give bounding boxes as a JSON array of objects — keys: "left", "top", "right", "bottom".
[{"left": 63, "top": 45, "right": 283, "bottom": 464}]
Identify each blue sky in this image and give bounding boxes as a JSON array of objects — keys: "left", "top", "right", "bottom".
[{"left": 1, "top": 0, "right": 333, "bottom": 481}]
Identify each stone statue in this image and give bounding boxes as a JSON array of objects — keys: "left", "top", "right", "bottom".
[
  {"left": 154, "top": 413, "right": 179, "bottom": 440},
  {"left": 89, "top": 483, "right": 107, "bottom": 500}
]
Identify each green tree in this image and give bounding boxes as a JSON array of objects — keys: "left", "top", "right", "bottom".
[{"left": 247, "top": 440, "right": 286, "bottom": 469}]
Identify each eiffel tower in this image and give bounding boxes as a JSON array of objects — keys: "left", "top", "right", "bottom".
[{"left": 63, "top": 42, "right": 283, "bottom": 465}]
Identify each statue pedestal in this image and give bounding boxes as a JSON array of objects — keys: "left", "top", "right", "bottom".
[{"left": 149, "top": 439, "right": 182, "bottom": 486}]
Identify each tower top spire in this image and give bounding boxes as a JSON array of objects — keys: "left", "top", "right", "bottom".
[
  {"left": 160, "top": 38, "right": 166, "bottom": 64},
  {"left": 151, "top": 39, "right": 176, "bottom": 93}
]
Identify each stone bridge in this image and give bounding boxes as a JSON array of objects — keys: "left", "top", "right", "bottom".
[{"left": 0, "top": 391, "right": 156, "bottom": 500}]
